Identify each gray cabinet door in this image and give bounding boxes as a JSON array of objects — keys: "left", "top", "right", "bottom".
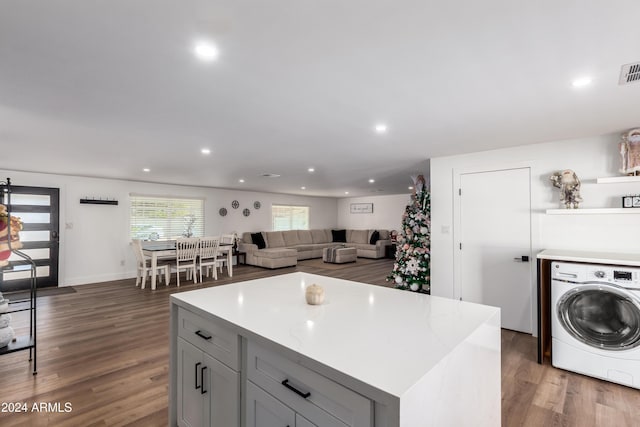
[
  {"left": 177, "top": 339, "right": 205, "bottom": 427},
  {"left": 179, "top": 339, "right": 240, "bottom": 427},
  {"left": 203, "top": 353, "right": 239, "bottom": 427},
  {"left": 246, "top": 381, "right": 295, "bottom": 427}
]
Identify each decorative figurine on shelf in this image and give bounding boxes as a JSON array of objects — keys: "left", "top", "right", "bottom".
[
  {"left": 550, "top": 170, "right": 583, "bottom": 209},
  {"left": 0, "top": 204, "right": 23, "bottom": 266},
  {"left": 620, "top": 128, "right": 640, "bottom": 176}
]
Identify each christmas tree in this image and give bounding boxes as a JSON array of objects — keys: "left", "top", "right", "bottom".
[{"left": 387, "top": 175, "right": 431, "bottom": 293}]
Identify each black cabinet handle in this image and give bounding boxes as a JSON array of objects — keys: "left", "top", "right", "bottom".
[
  {"left": 195, "top": 362, "right": 201, "bottom": 390},
  {"left": 195, "top": 330, "right": 212, "bottom": 340},
  {"left": 201, "top": 366, "right": 207, "bottom": 395},
  {"left": 281, "top": 379, "right": 311, "bottom": 399}
]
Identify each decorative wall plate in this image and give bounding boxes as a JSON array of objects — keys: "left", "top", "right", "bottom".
[
  {"left": 243, "top": 208, "right": 251, "bottom": 217},
  {"left": 219, "top": 207, "right": 227, "bottom": 217},
  {"left": 253, "top": 201, "right": 261, "bottom": 210},
  {"left": 231, "top": 200, "right": 240, "bottom": 209}
]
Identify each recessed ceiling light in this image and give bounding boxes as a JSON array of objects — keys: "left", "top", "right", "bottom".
[
  {"left": 408, "top": 186, "right": 414, "bottom": 190},
  {"left": 143, "top": 168, "right": 150, "bottom": 173},
  {"left": 572, "top": 77, "right": 592, "bottom": 88},
  {"left": 308, "top": 168, "right": 315, "bottom": 173},
  {"left": 239, "top": 179, "right": 245, "bottom": 183},
  {"left": 368, "top": 179, "right": 375, "bottom": 183},
  {"left": 345, "top": 191, "right": 349, "bottom": 195},
  {"left": 374, "top": 124, "right": 388, "bottom": 134},
  {"left": 193, "top": 41, "right": 219, "bottom": 62},
  {"left": 301, "top": 186, "right": 306, "bottom": 190},
  {"left": 201, "top": 148, "right": 211, "bottom": 155}
]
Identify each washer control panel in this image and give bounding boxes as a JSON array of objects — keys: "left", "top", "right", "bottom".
[{"left": 552, "top": 262, "right": 640, "bottom": 287}]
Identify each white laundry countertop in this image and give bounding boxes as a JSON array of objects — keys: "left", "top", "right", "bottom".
[
  {"left": 537, "top": 249, "right": 640, "bottom": 266},
  {"left": 171, "top": 272, "right": 500, "bottom": 399}
]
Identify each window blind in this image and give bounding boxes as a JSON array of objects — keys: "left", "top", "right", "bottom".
[
  {"left": 130, "top": 195, "right": 204, "bottom": 240},
  {"left": 272, "top": 205, "right": 309, "bottom": 231}
]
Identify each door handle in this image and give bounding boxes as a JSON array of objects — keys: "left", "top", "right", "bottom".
[
  {"left": 195, "top": 362, "right": 201, "bottom": 390},
  {"left": 513, "top": 256, "right": 529, "bottom": 262},
  {"left": 281, "top": 379, "right": 311, "bottom": 399},
  {"left": 195, "top": 330, "right": 212, "bottom": 340},
  {"left": 51, "top": 230, "right": 59, "bottom": 240},
  {"left": 200, "top": 366, "right": 207, "bottom": 395}
]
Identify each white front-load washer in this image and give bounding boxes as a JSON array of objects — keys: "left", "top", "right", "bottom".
[{"left": 551, "top": 261, "right": 640, "bottom": 389}]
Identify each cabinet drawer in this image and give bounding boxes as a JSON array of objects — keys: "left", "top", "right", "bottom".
[
  {"left": 247, "top": 341, "right": 372, "bottom": 427},
  {"left": 178, "top": 308, "right": 239, "bottom": 371}
]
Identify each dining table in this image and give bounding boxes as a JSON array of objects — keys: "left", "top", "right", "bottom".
[{"left": 142, "top": 241, "right": 234, "bottom": 290}]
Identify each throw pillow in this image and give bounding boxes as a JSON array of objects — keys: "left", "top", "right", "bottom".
[
  {"left": 369, "top": 230, "right": 380, "bottom": 244},
  {"left": 331, "top": 229, "right": 346, "bottom": 242},
  {"left": 251, "top": 232, "right": 266, "bottom": 249}
]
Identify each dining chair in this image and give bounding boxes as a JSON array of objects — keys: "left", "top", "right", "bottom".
[
  {"left": 131, "top": 239, "right": 171, "bottom": 289},
  {"left": 198, "top": 236, "right": 224, "bottom": 282},
  {"left": 175, "top": 238, "right": 199, "bottom": 287},
  {"left": 218, "top": 233, "right": 236, "bottom": 275}
]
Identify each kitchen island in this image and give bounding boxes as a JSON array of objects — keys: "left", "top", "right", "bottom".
[{"left": 169, "top": 273, "right": 500, "bottom": 427}]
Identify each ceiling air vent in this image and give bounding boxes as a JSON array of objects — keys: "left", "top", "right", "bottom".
[
  {"left": 261, "top": 173, "right": 281, "bottom": 178},
  {"left": 619, "top": 62, "right": 640, "bottom": 85}
]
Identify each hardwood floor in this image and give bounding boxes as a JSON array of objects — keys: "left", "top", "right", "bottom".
[{"left": 1, "top": 259, "right": 638, "bottom": 426}]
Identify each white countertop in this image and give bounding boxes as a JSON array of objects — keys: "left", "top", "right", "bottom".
[
  {"left": 171, "top": 272, "right": 499, "bottom": 399},
  {"left": 537, "top": 249, "right": 640, "bottom": 266}
]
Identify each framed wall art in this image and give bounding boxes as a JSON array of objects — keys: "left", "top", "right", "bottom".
[{"left": 350, "top": 203, "right": 373, "bottom": 214}]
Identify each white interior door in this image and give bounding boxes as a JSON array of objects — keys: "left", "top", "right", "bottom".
[{"left": 459, "top": 167, "right": 532, "bottom": 333}]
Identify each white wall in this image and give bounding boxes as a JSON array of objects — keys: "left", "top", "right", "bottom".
[
  {"left": 336, "top": 194, "right": 411, "bottom": 231},
  {"left": 0, "top": 169, "right": 337, "bottom": 286},
  {"left": 430, "top": 133, "right": 640, "bottom": 306}
]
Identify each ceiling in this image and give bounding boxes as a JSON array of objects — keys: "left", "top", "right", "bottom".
[{"left": 1, "top": 1, "right": 639, "bottom": 197}]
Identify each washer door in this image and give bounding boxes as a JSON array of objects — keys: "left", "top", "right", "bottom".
[{"left": 557, "top": 284, "right": 640, "bottom": 351}]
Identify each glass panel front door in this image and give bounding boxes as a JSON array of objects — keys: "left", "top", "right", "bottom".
[{"left": 1, "top": 185, "right": 60, "bottom": 291}]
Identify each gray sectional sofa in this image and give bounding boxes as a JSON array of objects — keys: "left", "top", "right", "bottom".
[{"left": 238, "top": 229, "right": 391, "bottom": 269}]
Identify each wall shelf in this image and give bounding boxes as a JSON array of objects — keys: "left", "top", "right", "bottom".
[
  {"left": 546, "top": 208, "right": 640, "bottom": 215},
  {"left": 80, "top": 198, "right": 118, "bottom": 205},
  {"left": 596, "top": 176, "right": 640, "bottom": 184}
]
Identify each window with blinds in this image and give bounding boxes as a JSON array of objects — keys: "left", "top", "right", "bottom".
[
  {"left": 272, "top": 205, "right": 309, "bottom": 231},
  {"left": 130, "top": 195, "right": 204, "bottom": 240}
]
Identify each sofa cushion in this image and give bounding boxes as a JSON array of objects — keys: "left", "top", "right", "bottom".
[
  {"left": 379, "top": 230, "right": 389, "bottom": 240},
  {"left": 254, "top": 248, "right": 297, "bottom": 259},
  {"left": 332, "top": 229, "right": 346, "bottom": 243},
  {"left": 290, "top": 244, "right": 316, "bottom": 252},
  {"left": 350, "top": 229, "right": 368, "bottom": 244},
  {"left": 251, "top": 232, "right": 266, "bottom": 249},
  {"left": 265, "top": 231, "right": 286, "bottom": 248},
  {"left": 311, "top": 229, "right": 330, "bottom": 244},
  {"left": 282, "top": 230, "right": 301, "bottom": 246},
  {"left": 369, "top": 230, "right": 380, "bottom": 244},
  {"left": 297, "top": 230, "right": 313, "bottom": 244}
]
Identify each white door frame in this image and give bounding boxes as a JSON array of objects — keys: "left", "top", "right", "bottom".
[{"left": 452, "top": 161, "right": 537, "bottom": 335}]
